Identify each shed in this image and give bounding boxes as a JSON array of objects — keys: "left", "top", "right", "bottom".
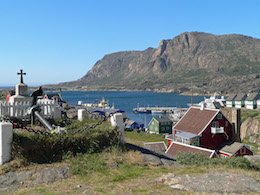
[
  {"left": 166, "top": 141, "right": 218, "bottom": 159},
  {"left": 124, "top": 119, "right": 144, "bottom": 130},
  {"left": 219, "top": 142, "right": 253, "bottom": 157}
]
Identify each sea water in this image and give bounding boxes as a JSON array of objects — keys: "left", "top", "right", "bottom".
[{"left": 61, "top": 91, "right": 205, "bottom": 127}]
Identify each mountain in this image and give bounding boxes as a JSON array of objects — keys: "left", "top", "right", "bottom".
[{"left": 60, "top": 32, "right": 260, "bottom": 94}]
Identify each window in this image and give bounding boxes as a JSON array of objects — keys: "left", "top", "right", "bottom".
[
  {"left": 217, "top": 113, "right": 222, "bottom": 120},
  {"left": 240, "top": 147, "right": 246, "bottom": 155},
  {"left": 212, "top": 121, "right": 219, "bottom": 128}
]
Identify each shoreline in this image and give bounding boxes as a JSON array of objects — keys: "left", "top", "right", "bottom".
[{"left": 0, "top": 86, "right": 214, "bottom": 97}]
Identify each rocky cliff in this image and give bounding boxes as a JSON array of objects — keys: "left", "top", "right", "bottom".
[
  {"left": 60, "top": 32, "right": 260, "bottom": 94},
  {"left": 241, "top": 118, "right": 260, "bottom": 140}
]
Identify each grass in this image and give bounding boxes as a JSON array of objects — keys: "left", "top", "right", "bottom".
[
  {"left": 9, "top": 147, "right": 260, "bottom": 195},
  {"left": 176, "top": 153, "right": 259, "bottom": 170},
  {"left": 4, "top": 118, "right": 260, "bottom": 194},
  {"left": 125, "top": 131, "right": 167, "bottom": 146},
  {"left": 241, "top": 109, "right": 260, "bottom": 122},
  {"left": 10, "top": 148, "right": 206, "bottom": 195}
]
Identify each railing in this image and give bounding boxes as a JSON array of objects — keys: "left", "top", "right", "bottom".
[
  {"left": 211, "top": 127, "right": 224, "bottom": 134},
  {"left": 0, "top": 99, "right": 61, "bottom": 119}
]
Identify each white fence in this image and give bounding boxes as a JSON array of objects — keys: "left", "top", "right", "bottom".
[{"left": 0, "top": 99, "right": 61, "bottom": 119}]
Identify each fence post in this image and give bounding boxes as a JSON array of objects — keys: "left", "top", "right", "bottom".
[{"left": 0, "top": 122, "right": 13, "bottom": 165}]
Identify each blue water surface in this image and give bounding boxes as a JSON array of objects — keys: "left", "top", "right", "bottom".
[{"left": 61, "top": 91, "right": 205, "bottom": 127}]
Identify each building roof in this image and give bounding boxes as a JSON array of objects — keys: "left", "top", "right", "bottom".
[
  {"left": 125, "top": 119, "right": 136, "bottom": 126},
  {"left": 226, "top": 94, "right": 237, "bottom": 101},
  {"left": 153, "top": 116, "right": 172, "bottom": 123},
  {"left": 174, "top": 107, "right": 219, "bottom": 135},
  {"left": 165, "top": 141, "right": 216, "bottom": 158},
  {"left": 246, "top": 93, "right": 260, "bottom": 101},
  {"left": 234, "top": 94, "right": 247, "bottom": 101},
  {"left": 144, "top": 141, "right": 167, "bottom": 154},
  {"left": 175, "top": 131, "right": 199, "bottom": 139},
  {"left": 220, "top": 142, "right": 248, "bottom": 155}
]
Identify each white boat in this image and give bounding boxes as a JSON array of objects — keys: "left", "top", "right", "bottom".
[
  {"left": 189, "top": 93, "right": 226, "bottom": 109},
  {"left": 79, "top": 98, "right": 113, "bottom": 109}
]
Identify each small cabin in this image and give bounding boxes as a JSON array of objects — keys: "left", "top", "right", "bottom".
[
  {"left": 234, "top": 94, "right": 247, "bottom": 109},
  {"left": 226, "top": 94, "right": 237, "bottom": 108},
  {"left": 166, "top": 141, "right": 218, "bottom": 159},
  {"left": 124, "top": 119, "right": 144, "bottom": 130},
  {"left": 245, "top": 92, "right": 260, "bottom": 110},
  {"left": 219, "top": 142, "right": 253, "bottom": 157},
  {"left": 148, "top": 116, "right": 172, "bottom": 134}
]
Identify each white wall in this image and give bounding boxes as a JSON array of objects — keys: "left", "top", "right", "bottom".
[{"left": 0, "top": 122, "right": 13, "bottom": 165}]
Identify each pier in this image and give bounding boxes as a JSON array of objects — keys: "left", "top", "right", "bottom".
[{"left": 133, "top": 106, "right": 177, "bottom": 114}]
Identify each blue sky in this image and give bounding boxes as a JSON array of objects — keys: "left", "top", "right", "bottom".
[{"left": 0, "top": 0, "right": 260, "bottom": 86}]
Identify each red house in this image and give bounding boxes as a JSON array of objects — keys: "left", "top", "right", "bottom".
[
  {"left": 166, "top": 106, "right": 234, "bottom": 150},
  {"left": 166, "top": 141, "right": 218, "bottom": 158},
  {"left": 219, "top": 142, "right": 253, "bottom": 157}
]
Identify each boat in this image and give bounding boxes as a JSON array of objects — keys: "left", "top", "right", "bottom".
[
  {"left": 79, "top": 98, "right": 113, "bottom": 109},
  {"left": 188, "top": 93, "right": 226, "bottom": 109}
]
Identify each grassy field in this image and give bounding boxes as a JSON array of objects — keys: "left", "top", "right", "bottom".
[
  {"left": 241, "top": 109, "right": 260, "bottom": 122},
  {"left": 125, "top": 131, "right": 167, "bottom": 146},
  {"left": 4, "top": 130, "right": 259, "bottom": 195},
  {"left": 9, "top": 147, "right": 260, "bottom": 195}
]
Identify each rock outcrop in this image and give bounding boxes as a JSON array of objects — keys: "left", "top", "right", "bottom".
[{"left": 240, "top": 118, "right": 260, "bottom": 140}]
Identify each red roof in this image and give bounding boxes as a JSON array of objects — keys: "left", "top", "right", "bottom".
[
  {"left": 174, "top": 107, "right": 219, "bottom": 135},
  {"left": 166, "top": 141, "right": 217, "bottom": 158}
]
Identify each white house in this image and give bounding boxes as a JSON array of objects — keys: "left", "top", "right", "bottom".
[
  {"left": 234, "top": 94, "right": 247, "bottom": 109},
  {"left": 226, "top": 94, "right": 237, "bottom": 108},
  {"left": 245, "top": 92, "right": 260, "bottom": 110}
]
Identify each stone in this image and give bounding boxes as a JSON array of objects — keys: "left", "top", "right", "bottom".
[
  {"left": 15, "top": 83, "right": 29, "bottom": 97},
  {"left": 143, "top": 154, "right": 162, "bottom": 166},
  {"left": 160, "top": 158, "right": 175, "bottom": 166},
  {"left": 0, "top": 122, "right": 13, "bottom": 165}
]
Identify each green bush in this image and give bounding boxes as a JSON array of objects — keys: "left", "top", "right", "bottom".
[
  {"left": 176, "top": 153, "right": 255, "bottom": 170},
  {"left": 12, "top": 119, "right": 120, "bottom": 163}
]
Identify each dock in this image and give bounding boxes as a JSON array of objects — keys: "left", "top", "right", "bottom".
[{"left": 133, "top": 106, "right": 177, "bottom": 114}]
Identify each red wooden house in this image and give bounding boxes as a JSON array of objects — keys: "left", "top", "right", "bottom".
[
  {"left": 166, "top": 141, "right": 218, "bottom": 158},
  {"left": 219, "top": 142, "right": 253, "bottom": 157},
  {"left": 166, "top": 106, "right": 234, "bottom": 150}
]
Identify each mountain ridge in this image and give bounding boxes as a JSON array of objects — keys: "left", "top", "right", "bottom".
[{"left": 59, "top": 32, "right": 260, "bottom": 94}]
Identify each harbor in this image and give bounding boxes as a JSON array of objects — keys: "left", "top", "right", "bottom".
[{"left": 133, "top": 106, "right": 178, "bottom": 114}]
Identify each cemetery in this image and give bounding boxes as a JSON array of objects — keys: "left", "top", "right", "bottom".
[{"left": 0, "top": 70, "right": 122, "bottom": 165}]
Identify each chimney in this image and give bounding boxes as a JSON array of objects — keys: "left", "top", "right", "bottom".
[{"left": 231, "top": 108, "right": 241, "bottom": 142}]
